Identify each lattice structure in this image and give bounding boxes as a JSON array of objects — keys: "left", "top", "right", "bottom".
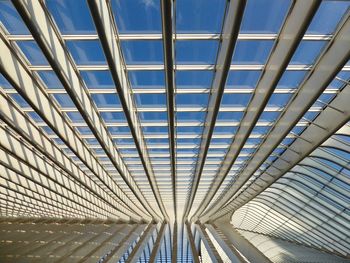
[{"left": 0, "top": 0, "right": 349, "bottom": 262}]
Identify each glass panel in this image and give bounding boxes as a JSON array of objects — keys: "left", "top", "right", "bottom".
[
  {"left": 177, "top": 126, "right": 203, "bottom": 134},
  {"left": 290, "top": 41, "right": 327, "bottom": 65},
  {"left": 221, "top": 94, "right": 252, "bottom": 106},
  {"left": 80, "top": 71, "right": 115, "bottom": 89},
  {"left": 100, "top": 112, "right": 126, "bottom": 122},
  {"left": 66, "top": 40, "right": 106, "bottom": 65},
  {"left": 0, "top": 0, "right": 29, "bottom": 34},
  {"left": 128, "top": 71, "right": 165, "bottom": 89},
  {"left": 213, "top": 126, "right": 237, "bottom": 134},
  {"left": 0, "top": 74, "right": 12, "bottom": 89},
  {"left": 259, "top": 111, "right": 281, "bottom": 122},
  {"left": 91, "top": 94, "right": 121, "bottom": 107},
  {"left": 176, "top": 112, "right": 206, "bottom": 122},
  {"left": 52, "top": 94, "right": 75, "bottom": 108},
  {"left": 176, "top": 41, "right": 219, "bottom": 64},
  {"left": 111, "top": 0, "right": 162, "bottom": 33},
  {"left": 176, "top": 94, "right": 209, "bottom": 107},
  {"left": 66, "top": 112, "right": 84, "bottom": 122},
  {"left": 27, "top": 112, "right": 43, "bottom": 122},
  {"left": 10, "top": 94, "right": 29, "bottom": 107},
  {"left": 176, "top": 0, "right": 226, "bottom": 33},
  {"left": 240, "top": 0, "right": 290, "bottom": 33},
  {"left": 37, "top": 71, "right": 63, "bottom": 89},
  {"left": 226, "top": 71, "right": 261, "bottom": 89},
  {"left": 176, "top": 71, "right": 214, "bottom": 89},
  {"left": 143, "top": 126, "right": 168, "bottom": 134},
  {"left": 277, "top": 71, "right": 307, "bottom": 89},
  {"left": 17, "top": 41, "right": 48, "bottom": 65},
  {"left": 266, "top": 93, "right": 292, "bottom": 107},
  {"left": 139, "top": 112, "right": 167, "bottom": 122},
  {"left": 232, "top": 40, "right": 274, "bottom": 64},
  {"left": 134, "top": 94, "right": 166, "bottom": 107},
  {"left": 108, "top": 126, "right": 131, "bottom": 134},
  {"left": 121, "top": 40, "right": 163, "bottom": 64},
  {"left": 307, "top": 1, "right": 350, "bottom": 34},
  {"left": 217, "top": 112, "right": 244, "bottom": 121},
  {"left": 46, "top": 0, "right": 96, "bottom": 34}
]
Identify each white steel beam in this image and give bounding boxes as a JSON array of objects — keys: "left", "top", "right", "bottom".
[
  {"left": 125, "top": 223, "right": 156, "bottom": 263},
  {"left": 183, "top": 0, "right": 246, "bottom": 221},
  {"left": 194, "top": 223, "right": 223, "bottom": 263},
  {"left": 160, "top": 0, "right": 177, "bottom": 218}
]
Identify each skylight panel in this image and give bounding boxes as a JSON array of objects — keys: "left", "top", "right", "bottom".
[
  {"left": 290, "top": 40, "right": 328, "bottom": 65},
  {"left": 0, "top": 0, "right": 29, "bottom": 34},
  {"left": 108, "top": 126, "right": 131, "bottom": 135},
  {"left": 52, "top": 94, "right": 75, "bottom": 108},
  {"left": 100, "top": 112, "right": 127, "bottom": 123},
  {"left": 111, "top": 0, "right": 162, "bottom": 33},
  {"left": 139, "top": 112, "right": 167, "bottom": 122},
  {"left": 16, "top": 41, "right": 49, "bottom": 65},
  {"left": 0, "top": 74, "right": 12, "bottom": 89},
  {"left": 221, "top": 93, "right": 252, "bottom": 107},
  {"left": 176, "top": 40, "right": 219, "bottom": 64},
  {"left": 66, "top": 40, "right": 106, "bottom": 65},
  {"left": 240, "top": 0, "right": 291, "bottom": 33},
  {"left": 176, "top": 0, "right": 226, "bottom": 33},
  {"left": 226, "top": 70, "right": 261, "bottom": 89},
  {"left": 46, "top": 0, "right": 96, "bottom": 34},
  {"left": 134, "top": 93, "right": 166, "bottom": 107},
  {"left": 10, "top": 93, "right": 30, "bottom": 107},
  {"left": 121, "top": 40, "right": 163, "bottom": 64},
  {"left": 176, "top": 70, "right": 214, "bottom": 89},
  {"left": 276, "top": 71, "right": 308, "bottom": 89},
  {"left": 128, "top": 71, "right": 165, "bottom": 89},
  {"left": 176, "top": 112, "right": 206, "bottom": 122},
  {"left": 216, "top": 111, "right": 244, "bottom": 121},
  {"left": 37, "top": 71, "right": 64, "bottom": 89},
  {"left": 176, "top": 93, "right": 209, "bottom": 107},
  {"left": 266, "top": 93, "right": 293, "bottom": 107},
  {"left": 307, "top": 0, "right": 350, "bottom": 35},
  {"left": 91, "top": 93, "right": 121, "bottom": 108},
  {"left": 231, "top": 40, "right": 274, "bottom": 64},
  {"left": 80, "top": 71, "right": 115, "bottom": 89},
  {"left": 66, "top": 112, "right": 85, "bottom": 123}
]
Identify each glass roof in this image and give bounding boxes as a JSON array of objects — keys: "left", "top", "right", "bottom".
[{"left": 0, "top": 0, "right": 349, "bottom": 261}]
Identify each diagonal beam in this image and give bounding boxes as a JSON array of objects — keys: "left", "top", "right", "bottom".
[
  {"left": 160, "top": 0, "right": 177, "bottom": 218},
  {"left": 11, "top": 0, "right": 161, "bottom": 221},
  {"left": 213, "top": 83, "right": 350, "bottom": 220},
  {"left": 0, "top": 89, "right": 144, "bottom": 221},
  {"left": 87, "top": 0, "right": 168, "bottom": 220},
  {"left": 194, "top": 223, "right": 223, "bottom": 263},
  {"left": 201, "top": 11, "right": 350, "bottom": 222},
  {"left": 125, "top": 223, "right": 156, "bottom": 263},
  {"left": 205, "top": 224, "right": 248, "bottom": 263},
  {"left": 103, "top": 225, "right": 145, "bottom": 263},
  {"left": 190, "top": 0, "right": 321, "bottom": 222},
  {"left": 210, "top": 223, "right": 271, "bottom": 263},
  {"left": 185, "top": 221, "right": 200, "bottom": 263},
  {"left": 149, "top": 222, "right": 166, "bottom": 262},
  {"left": 183, "top": 0, "right": 247, "bottom": 221},
  {"left": 172, "top": 222, "right": 177, "bottom": 263}
]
